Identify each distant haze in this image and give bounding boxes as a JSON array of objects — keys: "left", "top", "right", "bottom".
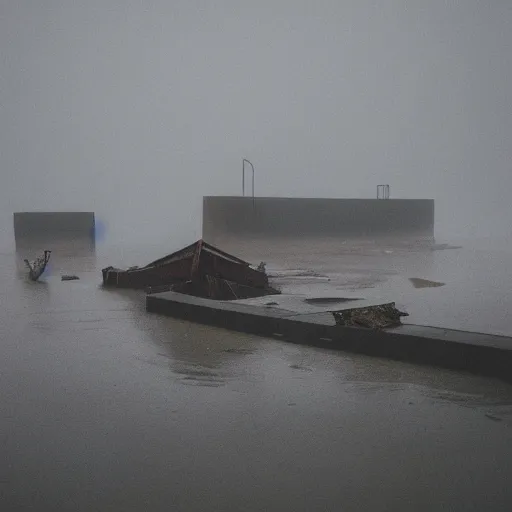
[{"left": 1, "top": 1, "right": 511, "bottom": 246}]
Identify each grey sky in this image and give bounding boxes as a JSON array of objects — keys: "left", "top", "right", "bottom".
[{"left": 1, "top": 1, "right": 511, "bottom": 243}]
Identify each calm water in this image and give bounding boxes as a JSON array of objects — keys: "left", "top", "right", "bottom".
[
  {"left": 220, "top": 236, "right": 512, "bottom": 336},
  {"left": 2, "top": 237, "right": 512, "bottom": 511}
]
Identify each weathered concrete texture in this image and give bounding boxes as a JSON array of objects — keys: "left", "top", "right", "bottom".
[
  {"left": 147, "top": 291, "right": 512, "bottom": 383},
  {"left": 202, "top": 196, "right": 435, "bottom": 242},
  {"left": 13, "top": 212, "right": 95, "bottom": 240}
]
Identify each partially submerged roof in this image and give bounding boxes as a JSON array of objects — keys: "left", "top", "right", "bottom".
[{"left": 145, "top": 239, "right": 251, "bottom": 268}]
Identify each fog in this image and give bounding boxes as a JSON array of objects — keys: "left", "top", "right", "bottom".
[{"left": 1, "top": 0, "right": 511, "bottom": 246}]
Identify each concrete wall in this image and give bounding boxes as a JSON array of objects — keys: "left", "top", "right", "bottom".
[
  {"left": 146, "top": 291, "right": 512, "bottom": 384},
  {"left": 203, "top": 197, "right": 434, "bottom": 242},
  {"left": 13, "top": 212, "right": 95, "bottom": 241}
]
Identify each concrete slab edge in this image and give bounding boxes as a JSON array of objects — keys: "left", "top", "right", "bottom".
[{"left": 146, "top": 292, "right": 512, "bottom": 384}]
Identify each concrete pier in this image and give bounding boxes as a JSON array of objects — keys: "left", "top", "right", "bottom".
[
  {"left": 202, "top": 196, "right": 435, "bottom": 243},
  {"left": 147, "top": 291, "right": 512, "bottom": 383}
]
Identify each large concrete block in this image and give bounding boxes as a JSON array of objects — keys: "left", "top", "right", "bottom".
[
  {"left": 13, "top": 212, "right": 95, "bottom": 241},
  {"left": 202, "top": 196, "right": 435, "bottom": 242}
]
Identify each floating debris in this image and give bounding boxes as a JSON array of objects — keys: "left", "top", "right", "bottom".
[
  {"left": 61, "top": 275, "right": 79, "bottom": 281},
  {"left": 256, "top": 261, "right": 267, "bottom": 274},
  {"left": 409, "top": 278, "right": 445, "bottom": 289},
  {"left": 333, "top": 302, "right": 408, "bottom": 329},
  {"left": 484, "top": 413, "right": 503, "bottom": 422},
  {"left": 24, "top": 250, "right": 51, "bottom": 281}
]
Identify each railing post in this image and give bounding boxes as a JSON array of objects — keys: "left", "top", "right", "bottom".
[
  {"left": 377, "top": 184, "right": 390, "bottom": 199},
  {"left": 242, "top": 158, "right": 255, "bottom": 207}
]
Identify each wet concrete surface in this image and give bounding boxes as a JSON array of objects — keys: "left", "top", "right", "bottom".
[
  {"left": 148, "top": 290, "right": 512, "bottom": 382},
  {"left": 219, "top": 236, "right": 512, "bottom": 336},
  {"left": 2, "top": 240, "right": 512, "bottom": 511}
]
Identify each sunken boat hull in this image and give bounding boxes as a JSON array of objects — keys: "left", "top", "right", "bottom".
[{"left": 102, "top": 239, "right": 276, "bottom": 300}]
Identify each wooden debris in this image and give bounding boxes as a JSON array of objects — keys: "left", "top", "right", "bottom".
[
  {"left": 61, "top": 275, "right": 79, "bottom": 281},
  {"left": 409, "top": 278, "right": 445, "bottom": 289},
  {"left": 333, "top": 302, "right": 408, "bottom": 329},
  {"left": 102, "top": 239, "right": 278, "bottom": 300},
  {"left": 24, "top": 250, "right": 51, "bottom": 281}
]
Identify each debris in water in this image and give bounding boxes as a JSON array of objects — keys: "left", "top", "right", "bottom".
[
  {"left": 409, "top": 278, "right": 445, "bottom": 289},
  {"left": 333, "top": 302, "right": 408, "bottom": 329},
  {"left": 24, "top": 250, "right": 51, "bottom": 281},
  {"left": 102, "top": 239, "right": 279, "bottom": 300},
  {"left": 61, "top": 275, "right": 79, "bottom": 281},
  {"left": 289, "top": 364, "right": 313, "bottom": 372},
  {"left": 256, "top": 261, "right": 267, "bottom": 274}
]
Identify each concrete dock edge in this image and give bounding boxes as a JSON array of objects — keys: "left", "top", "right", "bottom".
[{"left": 146, "top": 291, "right": 512, "bottom": 383}]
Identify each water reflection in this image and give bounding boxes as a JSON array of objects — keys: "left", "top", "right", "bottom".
[
  {"left": 15, "top": 236, "right": 97, "bottom": 276},
  {"left": 101, "top": 287, "right": 245, "bottom": 386},
  {"left": 109, "top": 282, "right": 512, "bottom": 412},
  {"left": 15, "top": 233, "right": 96, "bottom": 253},
  {"left": 4, "top": 238, "right": 512, "bottom": 512}
]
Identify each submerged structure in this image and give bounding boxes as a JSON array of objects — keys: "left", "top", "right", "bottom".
[
  {"left": 24, "top": 250, "right": 51, "bottom": 281},
  {"left": 146, "top": 291, "right": 512, "bottom": 384},
  {"left": 202, "top": 196, "right": 435, "bottom": 244},
  {"left": 102, "top": 239, "right": 277, "bottom": 300}
]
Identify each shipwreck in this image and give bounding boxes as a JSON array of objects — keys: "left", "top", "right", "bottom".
[{"left": 102, "top": 239, "right": 279, "bottom": 300}]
